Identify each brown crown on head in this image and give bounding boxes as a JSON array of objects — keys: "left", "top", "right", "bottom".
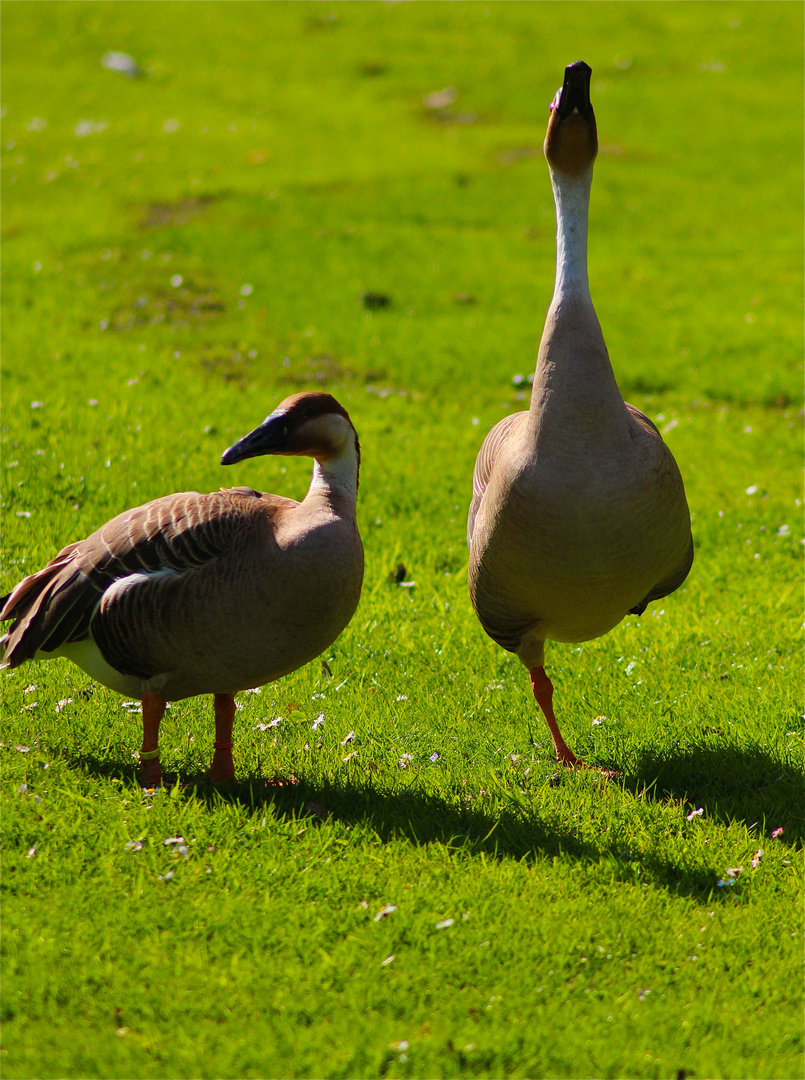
[{"left": 543, "top": 61, "right": 598, "bottom": 176}]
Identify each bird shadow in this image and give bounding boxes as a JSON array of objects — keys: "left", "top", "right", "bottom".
[
  {"left": 624, "top": 742, "right": 803, "bottom": 844},
  {"left": 72, "top": 740, "right": 801, "bottom": 902}
]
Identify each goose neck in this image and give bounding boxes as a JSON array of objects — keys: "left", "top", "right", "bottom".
[
  {"left": 306, "top": 436, "right": 360, "bottom": 511},
  {"left": 550, "top": 167, "right": 593, "bottom": 303}
]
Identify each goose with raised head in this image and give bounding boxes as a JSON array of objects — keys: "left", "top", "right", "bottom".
[
  {"left": 1, "top": 391, "right": 364, "bottom": 786},
  {"left": 468, "top": 62, "right": 693, "bottom": 772}
]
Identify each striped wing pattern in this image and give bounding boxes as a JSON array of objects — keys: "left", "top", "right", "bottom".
[
  {"left": 0, "top": 487, "right": 269, "bottom": 673},
  {"left": 467, "top": 412, "right": 525, "bottom": 547}
]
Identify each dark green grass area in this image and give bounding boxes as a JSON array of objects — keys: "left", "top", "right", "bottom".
[{"left": 2, "top": 2, "right": 803, "bottom": 1078}]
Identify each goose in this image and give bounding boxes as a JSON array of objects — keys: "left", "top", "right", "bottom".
[
  {"left": 468, "top": 61, "right": 693, "bottom": 772},
  {"left": 1, "top": 391, "right": 364, "bottom": 786}
]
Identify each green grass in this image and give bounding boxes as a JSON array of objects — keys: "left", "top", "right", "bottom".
[{"left": 2, "top": 2, "right": 803, "bottom": 1077}]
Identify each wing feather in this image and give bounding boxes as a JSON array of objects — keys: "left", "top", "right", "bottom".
[
  {"left": 467, "top": 412, "right": 526, "bottom": 547},
  {"left": 0, "top": 487, "right": 273, "bottom": 671}
]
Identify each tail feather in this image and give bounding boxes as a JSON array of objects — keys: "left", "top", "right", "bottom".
[{"left": 0, "top": 557, "right": 96, "bottom": 668}]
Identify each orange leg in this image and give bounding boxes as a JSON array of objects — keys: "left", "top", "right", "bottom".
[
  {"left": 139, "top": 691, "right": 167, "bottom": 787},
  {"left": 530, "top": 667, "right": 620, "bottom": 777},
  {"left": 209, "top": 693, "right": 236, "bottom": 783},
  {"left": 529, "top": 666, "right": 581, "bottom": 768}
]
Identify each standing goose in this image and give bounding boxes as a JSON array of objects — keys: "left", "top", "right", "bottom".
[
  {"left": 1, "top": 391, "right": 364, "bottom": 786},
  {"left": 468, "top": 62, "right": 693, "bottom": 771}
]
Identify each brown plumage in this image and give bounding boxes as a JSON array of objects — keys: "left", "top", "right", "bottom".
[
  {"left": 468, "top": 62, "right": 693, "bottom": 772},
  {"left": 1, "top": 391, "right": 364, "bottom": 785}
]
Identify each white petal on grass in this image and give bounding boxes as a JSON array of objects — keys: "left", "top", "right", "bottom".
[
  {"left": 751, "top": 849, "right": 764, "bottom": 869},
  {"left": 311, "top": 713, "right": 325, "bottom": 730},
  {"left": 686, "top": 807, "right": 704, "bottom": 821},
  {"left": 15, "top": 745, "right": 31, "bottom": 753},
  {"left": 390, "top": 1039, "right": 409, "bottom": 1052},
  {"left": 429, "top": 751, "right": 440, "bottom": 762},
  {"left": 381, "top": 954, "right": 395, "bottom": 967},
  {"left": 75, "top": 119, "right": 107, "bottom": 137},
  {"left": 163, "top": 836, "right": 186, "bottom": 847},
  {"left": 398, "top": 753, "right": 413, "bottom": 768},
  {"left": 27, "top": 845, "right": 37, "bottom": 858},
  {"left": 340, "top": 730, "right": 355, "bottom": 745},
  {"left": 101, "top": 52, "right": 140, "bottom": 76},
  {"left": 240, "top": 284, "right": 253, "bottom": 296},
  {"left": 435, "top": 918, "right": 455, "bottom": 930},
  {"left": 374, "top": 904, "right": 397, "bottom": 922},
  {"left": 170, "top": 274, "right": 183, "bottom": 287},
  {"left": 157, "top": 871, "right": 175, "bottom": 881},
  {"left": 342, "top": 750, "right": 358, "bottom": 763},
  {"left": 745, "top": 485, "right": 758, "bottom": 495},
  {"left": 125, "top": 840, "right": 143, "bottom": 852},
  {"left": 777, "top": 524, "right": 790, "bottom": 536},
  {"left": 55, "top": 698, "right": 73, "bottom": 713}
]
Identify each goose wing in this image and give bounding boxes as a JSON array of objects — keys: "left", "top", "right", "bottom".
[
  {"left": 467, "top": 412, "right": 526, "bottom": 547},
  {"left": 624, "top": 403, "right": 694, "bottom": 614},
  {"left": 0, "top": 487, "right": 292, "bottom": 674}
]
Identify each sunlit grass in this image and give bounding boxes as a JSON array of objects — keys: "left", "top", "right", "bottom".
[{"left": 2, "top": 2, "right": 803, "bottom": 1078}]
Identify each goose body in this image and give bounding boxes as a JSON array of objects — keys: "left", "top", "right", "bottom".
[
  {"left": 1, "top": 391, "right": 364, "bottom": 784},
  {"left": 468, "top": 62, "right": 693, "bottom": 769}
]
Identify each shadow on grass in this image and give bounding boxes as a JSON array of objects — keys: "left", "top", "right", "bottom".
[
  {"left": 72, "top": 740, "right": 801, "bottom": 902},
  {"left": 626, "top": 743, "right": 803, "bottom": 844}
]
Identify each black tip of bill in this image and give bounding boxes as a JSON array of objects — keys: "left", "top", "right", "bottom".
[{"left": 556, "top": 61, "right": 593, "bottom": 120}]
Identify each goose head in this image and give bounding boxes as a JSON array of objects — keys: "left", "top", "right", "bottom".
[
  {"left": 221, "top": 392, "right": 360, "bottom": 467},
  {"left": 543, "top": 61, "right": 598, "bottom": 176}
]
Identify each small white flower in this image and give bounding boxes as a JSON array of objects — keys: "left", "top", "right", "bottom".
[
  {"left": 398, "top": 753, "right": 413, "bottom": 768},
  {"left": 686, "top": 807, "right": 704, "bottom": 821},
  {"left": 340, "top": 730, "right": 355, "bottom": 745},
  {"left": 374, "top": 904, "right": 397, "bottom": 922},
  {"left": 435, "top": 918, "right": 454, "bottom": 930}
]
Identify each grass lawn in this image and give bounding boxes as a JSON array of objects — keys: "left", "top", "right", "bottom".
[{"left": 2, "top": 2, "right": 803, "bottom": 1077}]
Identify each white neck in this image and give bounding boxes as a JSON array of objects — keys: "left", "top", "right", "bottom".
[
  {"left": 306, "top": 434, "right": 360, "bottom": 509},
  {"left": 549, "top": 167, "right": 593, "bottom": 304}
]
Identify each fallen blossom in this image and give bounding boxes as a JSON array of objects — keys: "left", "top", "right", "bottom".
[
  {"left": 686, "top": 807, "right": 704, "bottom": 821},
  {"left": 374, "top": 904, "right": 397, "bottom": 922},
  {"left": 163, "top": 836, "right": 186, "bottom": 847},
  {"left": 429, "top": 752, "right": 440, "bottom": 763},
  {"left": 27, "top": 845, "right": 37, "bottom": 858},
  {"left": 435, "top": 918, "right": 455, "bottom": 930},
  {"left": 125, "top": 840, "right": 143, "bottom": 852},
  {"left": 342, "top": 750, "right": 358, "bottom": 763},
  {"left": 381, "top": 954, "right": 395, "bottom": 967},
  {"left": 55, "top": 698, "right": 73, "bottom": 713},
  {"left": 751, "top": 849, "right": 763, "bottom": 869},
  {"left": 14, "top": 745, "right": 31, "bottom": 753},
  {"left": 398, "top": 753, "right": 413, "bottom": 768},
  {"left": 340, "top": 730, "right": 355, "bottom": 745},
  {"left": 157, "top": 871, "right": 174, "bottom": 882},
  {"left": 311, "top": 713, "right": 325, "bottom": 730},
  {"left": 771, "top": 827, "right": 784, "bottom": 840}
]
